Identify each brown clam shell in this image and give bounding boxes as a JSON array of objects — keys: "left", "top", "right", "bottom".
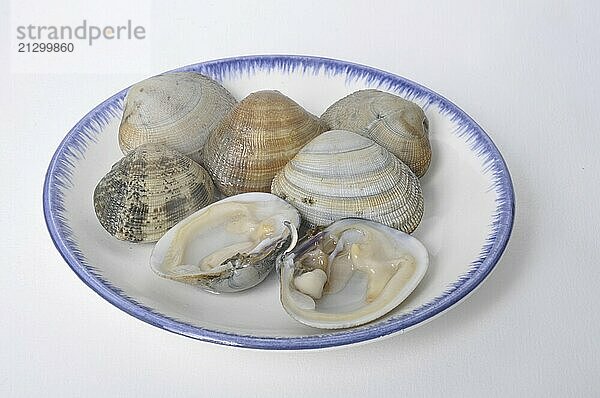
[{"left": 202, "top": 90, "right": 328, "bottom": 196}]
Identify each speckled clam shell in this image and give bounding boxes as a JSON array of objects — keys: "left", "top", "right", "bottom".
[
  {"left": 321, "top": 89, "right": 432, "bottom": 177},
  {"left": 94, "top": 144, "right": 216, "bottom": 242},
  {"left": 119, "top": 72, "right": 236, "bottom": 164},
  {"left": 271, "top": 130, "right": 424, "bottom": 233},
  {"left": 202, "top": 90, "right": 329, "bottom": 196}
]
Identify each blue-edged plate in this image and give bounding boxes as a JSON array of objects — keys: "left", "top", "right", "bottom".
[{"left": 44, "top": 55, "right": 514, "bottom": 350}]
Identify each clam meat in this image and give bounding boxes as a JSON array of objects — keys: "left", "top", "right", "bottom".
[
  {"left": 271, "top": 129, "right": 424, "bottom": 233},
  {"left": 150, "top": 192, "right": 301, "bottom": 293},
  {"left": 322, "top": 89, "right": 432, "bottom": 177},
  {"left": 119, "top": 72, "right": 236, "bottom": 164},
  {"left": 279, "top": 218, "right": 429, "bottom": 329},
  {"left": 94, "top": 143, "right": 216, "bottom": 242},
  {"left": 202, "top": 90, "right": 328, "bottom": 196}
]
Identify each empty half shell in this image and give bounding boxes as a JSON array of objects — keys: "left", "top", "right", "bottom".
[
  {"left": 279, "top": 218, "right": 429, "bottom": 329},
  {"left": 322, "top": 89, "right": 432, "bottom": 177},
  {"left": 202, "top": 90, "right": 328, "bottom": 196},
  {"left": 119, "top": 72, "right": 236, "bottom": 164},
  {"left": 150, "top": 193, "right": 301, "bottom": 293},
  {"left": 94, "top": 144, "right": 216, "bottom": 242},
  {"left": 271, "top": 130, "right": 424, "bottom": 233}
]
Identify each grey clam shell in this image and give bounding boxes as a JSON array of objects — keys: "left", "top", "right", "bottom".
[
  {"left": 271, "top": 130, "right": 424, "bottom": 233},
  {"left": 119, "top": 72, "right": 236, "bottom": 164},
  {"left": 94, "top": 144, "right": 216, "bottom": 242},
  {"left": 150, "top": 193, "right": 301, "bottom": 293},
  {"left": 321, "top": 89, "right": 432, "bottom": 177}
]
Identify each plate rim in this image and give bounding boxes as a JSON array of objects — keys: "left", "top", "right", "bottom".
[{"left": 43, "top": 54, "right": 515, "bottom": 350}]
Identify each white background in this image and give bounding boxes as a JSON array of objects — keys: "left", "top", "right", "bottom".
[{"left": 2, "top": 0, "right": 599, "bottom": 396}]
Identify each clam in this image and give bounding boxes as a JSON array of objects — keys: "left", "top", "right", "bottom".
[
  {"left": 202, "top": 90, "right": 328, "bottom": 196},
  {"left": 279, "top": 218, "right": 429, "bottom": 329},
  {"left": 271, "top": 130, "right": 424, "bottom": 234},
  {"left": 150, "top": 193, "right": 300, "bottom": 293},
  {"left": 321, "top": 89, "right": 432, "bottom": 177},
  {"left": 94, "top": 144, "right": 216, "bottom": 243},
  {"left": 119, "top": 72, "right": 236, "bottom": 164}
]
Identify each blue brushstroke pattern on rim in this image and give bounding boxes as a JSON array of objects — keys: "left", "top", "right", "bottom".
[{"left": 43, "top": 55, "right": 515, "bottom": 350}]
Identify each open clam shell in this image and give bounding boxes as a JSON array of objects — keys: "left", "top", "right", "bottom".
[
  {"left": 119, "top": 72, "right": 236, "bottom": 164},
  {"left": 322, "top": 89, "right": 432, "bottom": 177},
  {"left": 93, "top": 143, "right": 216, "bottom": 243},
  {"left": 202, "top": 90, "right": 328, "bottom": 196},
  {"left": 278, "top": 218, "right": 429, "bottom": 329},
  {"left": 271, "top": 129, "right": 424, "bottom": 233},
  {"left": 150, "top": 192, "right": 301, "bottom": 293}
]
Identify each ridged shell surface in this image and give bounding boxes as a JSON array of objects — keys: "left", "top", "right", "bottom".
[
  {"left": 94, "top": 144, "right": 216, "bottom": 243},
  {"left": 202, "top": 90, "right": 328, "bottom": 196},
  {"left": 119, "top": 72, "right": 236, "bottom": 164},
  {"left": 271, "top": 130, "right": 424, "bottom": 233},
  {"left": 322, "top": 89, "right": 432, "bottom": 177}
]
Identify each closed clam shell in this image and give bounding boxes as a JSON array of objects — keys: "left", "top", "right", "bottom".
[
  {"left": 94, "top": 144, "right": 216, "bottom": 242},
  {"left": 271, "top": 130, "right": 424, "bottom": 233},
  {"left": 202, "top": 90, "right": 328, "bottom": 196},
  {"left": 119, "top": 72, "right": 236, "bottom": 164},
  {"left": 321, "top": 89, "right": 432, "bottom": 177}
]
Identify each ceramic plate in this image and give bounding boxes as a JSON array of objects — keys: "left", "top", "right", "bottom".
[{"left": 44, "top": 55, "right": 514, "bottom": 350}]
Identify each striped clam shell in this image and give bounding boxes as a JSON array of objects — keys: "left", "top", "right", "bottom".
[
  {"left": 119, "top": 72, "right": 236, "bottom": 164},
  {"left": 321, "top": 89, "right": 432, "bottom": 177},
  {"left": 94, "top": 144, "right": 216, "bottom": 243},
  {"left": 271, "top": 130, "right": 424, "bottom": 233},
  {"left": 202, "top": 90, "right": 328, "bottom": 196}
]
